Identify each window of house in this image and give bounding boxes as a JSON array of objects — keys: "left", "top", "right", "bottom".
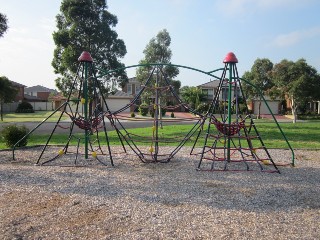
[
  {"left": 207, "top": 89, "right": 213, "bottom": 100},
  {"left": 234, "top": 87, "right": 241, "bottom": 97},
  {"left": 135, "top": 84, "right": 141, "bottom": 94},
  {"left": 202, "top": 89, "right": 214, "bottom": 100},
  {"left": 222, "top": 88, "right": 228, "bottom": 100},
  {"left": 127, "top": 84, "right": 132, "bottom": 94}
]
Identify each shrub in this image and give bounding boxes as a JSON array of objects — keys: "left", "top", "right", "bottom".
[
  {"left": 171, "top": 112, "right": 175, "bottom": 118},
  {"left": 130, "top": 112, "right": 135, "bottom": 118},
  {"left": 196, "top": 102, "right": 210, "bottom": 114},
  {"left": 161, "top": 108, "right": 166, "bottom": 116},
  {"left": 15, "top": 101, "right": 34, "bottom": 113},
  {"left": 1, "top": 124, "right": 29, "bottom": 148},
  {"left": 238, "top": 104, "right": 247, "bottom": 114},
  {"left": 139, "top": 103, "right": 149, "bottom": 116}
]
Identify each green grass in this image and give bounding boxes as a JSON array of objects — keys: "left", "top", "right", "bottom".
[
  {"left": 1, "top": 121, "right": 320, "bottom": 150},
  {"left": 1, "top": 111, "right": 68, "bottom": 123}
]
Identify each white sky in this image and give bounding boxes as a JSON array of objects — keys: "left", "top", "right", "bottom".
[{"left": 1, "top": 0, "right": 320, "bottom": 89}]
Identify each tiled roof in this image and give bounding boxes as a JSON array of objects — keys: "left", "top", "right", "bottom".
[
  {"left": 9, "top": 80, "right": 26, "bottom": 87},
  {"left": 108, "top": 90, "right": 132, "bottom": 98},
  {"left": 25, "top": 85, "right": 57, "bottom": 92},
  {"left": 198, "top": 80, "right": 220, "bottom": 88}
]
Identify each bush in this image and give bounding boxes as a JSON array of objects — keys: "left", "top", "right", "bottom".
[
  {"left": 15, "top": 101, "right": 34, "bottom": 113},
  {"left": 139, "top": 103, "right": 149, "bottom": 116},
  {"left": 161, "top": 108, "right": 166, "bottom": 117},
  {"left": 196, "top": 102, "right": 210, "bottom": 114},
  {"left": 130, "top": 112, "right": 135, "bottom": 118},
  {"left": 1, "top": 125, "right": 29, "bottom": 148},
  {"left": 171, "top": 112, "right": 175, "bottom": 118}
]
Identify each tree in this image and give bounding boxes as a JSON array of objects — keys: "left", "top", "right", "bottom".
[
  {"left": 0, "top": 76, "right": 18, "bottom": 121},
  {"left": 271, "top": 59, "right": 320, "bottom": 123},
  {"left": 52, "top": 0, "right": 127, "bottom": 95},
  {"left": 136, "top": 29, "right": 179, "bottom": 83},
  {"left": 242, "top": 58, "right": 274, "bottom": 119},
  {"left": 0, "top": 13, "right": 8, "bottom": 38},
  {"left": 180, "top": 86, "right": 205, "bottom": 109},
  {"left": 136, "top": 29, "right": 179, "bottom": 105}
]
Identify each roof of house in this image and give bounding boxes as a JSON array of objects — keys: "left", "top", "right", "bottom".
[
  {"left": 25, "top": 85, "right": 57, "bottom": 93},
  {"left": 107, "top": 90, "right": 132, "bottom": 99},
  {"left": 198, "top": 80, "right": 220, "bottom": 88},
  {"left": 9, "top": 80, "right": 26, "bottom": 88}
]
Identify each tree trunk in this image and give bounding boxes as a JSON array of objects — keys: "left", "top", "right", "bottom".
[
  {"left": 258, "top": 101, "right": 262, "bottom": 119},
  {"left": 0, "top": 101, "right": 3, "bottom": 121},
  {"left": 291, "top": 98, "right": 297, "bottom": 124}
]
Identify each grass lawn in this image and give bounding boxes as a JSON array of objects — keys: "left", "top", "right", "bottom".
[
  {"left": 1, "top": 121, "right": 320, "bottom": 150},
  {"left": 1, "top": 111, "right": 68, "bottom": 123}
]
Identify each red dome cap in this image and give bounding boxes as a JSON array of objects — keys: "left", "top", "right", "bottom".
[
  {"left": 78, "top": 51, "right": 93, "bottom": 62},
  {"left": 223, "top": 52, "right": 238, "bottom": 63}
]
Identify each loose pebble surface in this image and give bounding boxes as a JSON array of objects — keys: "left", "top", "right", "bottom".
[{"left": 0, "top": 146, "right": 319, "bottom": 239}]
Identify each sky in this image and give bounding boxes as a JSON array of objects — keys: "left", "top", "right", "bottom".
[{"left": 1, "top": 0, "right": 320, "bottom": 90}]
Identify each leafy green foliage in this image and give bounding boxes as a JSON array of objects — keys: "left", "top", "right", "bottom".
[
  {"left": 180, "top": 86, "right": 205, "bottom": 109},
  {"left": 15, "top": 101, "right": 34, "bottom": 113},
  {"left": 136, "top": 29, "right": 179, "bottom": 81},
  {"left": 196, "top": 102, "right": 210, "bottom": 114},
  {"left": 52, "top": 0, "right": 127, "bottom": 95},
  {"left": 242, "top": 58, "right": 274, "bottom": 118},
  {"left": 0, "top": 76, "right": 18, "bottom": 121},
  {"left": 1, "top": 124, "right": 29, "bottom": 148},
  {"left": 271, "top": 58, "right": 320, "bottom": 122},
  {"left": 0, "top": 13, "right": 8, "bottom": 38},
  {"left": 139, "top": 103, "right": 149, "bottom": 116}
]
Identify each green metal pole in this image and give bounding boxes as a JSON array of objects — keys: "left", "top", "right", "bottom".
[
  {"left": 227, "top": 63, "right": 233, "bottom": 161},
  {"left": 84, "top": 61, "right": 89, "bottom": 159}
]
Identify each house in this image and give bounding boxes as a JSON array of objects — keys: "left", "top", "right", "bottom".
[
  {"left": 24, "top": 85, "right": 57, "bottom": 102},
  {"left": 198, "top": 80, "right": 281, "bottom": 115},
  {"left": 9, "top": 80, "right": 25, "bottom": 102},
  {"left": 50, "top": 90, "right": 132, "bottom": 113},
  {"left": 122, "top": 77, "right": 142, "bottom": 96},
  {"left": 198, "top": 80, "right": 241, "bottom": 102},
  {"left": 105, "top": 90, "right": 132, "bottom": 113}
]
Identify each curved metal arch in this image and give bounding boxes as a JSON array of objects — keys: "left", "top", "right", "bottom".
[{"left": 95, "top": 62, "right": 224, "bottom": 80}]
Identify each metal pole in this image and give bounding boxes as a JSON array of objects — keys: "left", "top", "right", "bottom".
[
  {"left": 227, "top": 63, "right": 233, "bottom": 161},
  {"left": 84, "top": 61, "right": 89, "bottom": 159}
]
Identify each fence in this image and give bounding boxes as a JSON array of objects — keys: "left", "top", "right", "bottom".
[{"left": 2, "top": 102, "right": 54, "bottom": 113}]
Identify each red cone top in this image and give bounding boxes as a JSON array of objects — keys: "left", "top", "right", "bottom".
[
  {"left": 223, "top": 52, "right": 238, "bottom": 63},
  {"left": 78, "top": 51, "right": 93, "bottom": 62}
]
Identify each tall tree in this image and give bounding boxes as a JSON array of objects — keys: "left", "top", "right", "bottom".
[
  {"left": 271, "top": 59, "right": 320, "bottom": 123},
  {"left": 136, "top": 29, "right": 179, "bottom": 105},
  {"left": 0, "top": 76, "right": 18, "bottom": 121},
  {"left": 0, "top": 13, "right": 8, "bottom": 38},
  {"left": 242, "top": 58, "right": 274, "bottom": 119},
  {"left": 52, "top": 0, "right": 127, "bottom": 95},
  {"left": 136, "top": 29, "right": 179, "bottom": 83}
]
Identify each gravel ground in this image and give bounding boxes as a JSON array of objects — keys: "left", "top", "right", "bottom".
[{"left": 0, "top": 146, "right": 319, "bottom": 239}]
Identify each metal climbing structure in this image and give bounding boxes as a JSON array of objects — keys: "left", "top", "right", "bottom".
[
  {"left": 12, "top": 51, "right": 294, "bottom": 172},
  {"left": 105, "top": 63, "right": 204, "bottom": 163},
  {"left": 191, "top": 52, "right": 293, "bottom": 173},
  {"left": 13, "top": 51, "right": 125, "bottom": 166}
]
